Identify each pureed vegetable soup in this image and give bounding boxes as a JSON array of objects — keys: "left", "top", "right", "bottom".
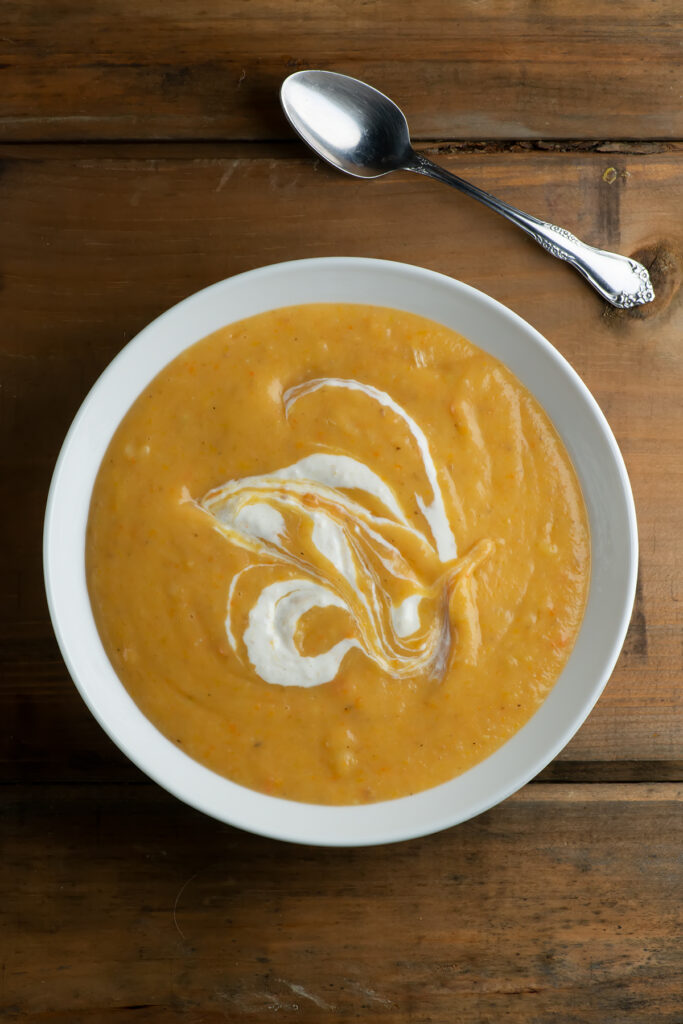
[{"left": 86, "top": 304, "right": 589, "bottom": 804}]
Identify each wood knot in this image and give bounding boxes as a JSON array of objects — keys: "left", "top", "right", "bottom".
[{"left": 603, "top": 240, "right": 682, "bottom": 322}]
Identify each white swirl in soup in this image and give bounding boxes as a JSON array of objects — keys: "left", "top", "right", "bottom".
[{"left": 201, "top": 377, "right": 493, "bottom": 688}]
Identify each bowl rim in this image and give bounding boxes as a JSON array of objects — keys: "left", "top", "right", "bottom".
[{"left": 43, "top": 257, "right": 638, "bottom": 846}]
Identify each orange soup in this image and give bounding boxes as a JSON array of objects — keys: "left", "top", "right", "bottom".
[{"left": 87, "top": 304, "right": 589, "bottom": 803}]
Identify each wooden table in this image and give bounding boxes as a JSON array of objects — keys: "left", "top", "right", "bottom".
[{"left": 3, "top": 3, "right": 682, "bottom": 1021}]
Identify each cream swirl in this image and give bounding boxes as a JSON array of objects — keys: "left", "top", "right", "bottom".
[{"left": 200, "top": 378, "right": 491, "bottom": 688}]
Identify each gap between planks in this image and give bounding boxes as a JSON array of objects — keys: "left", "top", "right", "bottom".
[
  {"left": 0, "top": 140, "right": 682, "bottom": 161},
  {"left": 1, "top": 781, "right": 680, "bottom": 802}
]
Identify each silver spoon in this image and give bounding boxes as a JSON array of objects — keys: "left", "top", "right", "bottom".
[{"left": 280, "top": 70, "right": 654, "bottom": 309}]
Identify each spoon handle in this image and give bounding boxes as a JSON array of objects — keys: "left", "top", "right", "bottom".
[{"left": 407, "top": 152, "right": 654, "bottom": 309}]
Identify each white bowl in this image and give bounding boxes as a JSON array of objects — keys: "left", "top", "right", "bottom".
[{"left": 44, "top": 258, "right": 637, "bottom": 845}]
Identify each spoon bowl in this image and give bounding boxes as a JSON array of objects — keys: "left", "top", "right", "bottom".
[{"left": 281, "top": 70, "right": 412, "bottom": 178}]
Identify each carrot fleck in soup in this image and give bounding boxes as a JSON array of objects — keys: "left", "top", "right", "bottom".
[{"left": 87, "top": 304, "right": 589, "bottom": 804}]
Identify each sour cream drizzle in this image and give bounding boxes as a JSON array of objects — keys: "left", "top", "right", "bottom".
[
  {"left": 200, "top": 378, "right": 489, "bottom": 688},
  {"left": 285, "top": 378, "right": 458, "bottom": 562}
]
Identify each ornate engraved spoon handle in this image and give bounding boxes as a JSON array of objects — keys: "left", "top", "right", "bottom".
[{"left": 408, "top": 152, "right": 654, "bottom": 309}]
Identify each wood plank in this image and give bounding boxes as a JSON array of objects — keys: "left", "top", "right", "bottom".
[
  {"left": 2, "top": 0, "right": 682, "bottom": 142},
  {"left": 2, "top": 783, "right": 681, "bottom": 1022},
  {"left": 1, "top": 144, "right": 681, "bottom": 782}
]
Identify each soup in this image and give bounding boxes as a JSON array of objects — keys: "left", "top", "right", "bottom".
[{"left": 86, "top": 304, "right": 589, "bottom": 804}]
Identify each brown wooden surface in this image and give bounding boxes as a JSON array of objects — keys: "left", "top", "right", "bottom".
[
  {"left": 2, "top": 778, "right": 679, "bottom": 1019},
  {"left": 3, "top": 784, "right": 682, "bottom": 1023},
  {"left": 2, "top": 1, "right": 682, "bottom": 1020},
  {"left": 2, "top": 0, "right": 682, "bottom": 142}
]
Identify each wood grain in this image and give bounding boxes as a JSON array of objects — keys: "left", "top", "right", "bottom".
[
  {"left": 1, "top": 144, "right": 681, "bottom": 782},
  {"left": 2, "top": 0, "right": 682, "bottom": 142},
  {"left": 2, "top": 783, "right": 681, "bottom": 1022}
]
